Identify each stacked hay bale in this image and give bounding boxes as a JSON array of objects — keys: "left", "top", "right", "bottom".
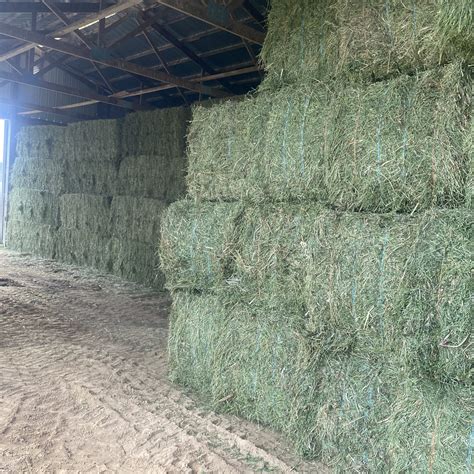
[
  {"left": 7, "top": 107, "right": 190, "bottom": 288},
  {"left": 7, "top": 125, "right": 65, "bottom": 257},
  {"left": 161, "top": 1, "right": 473, "bottom": 471},
  {"left": 110, "top": 108, "right": 190, "bottom": 287}
]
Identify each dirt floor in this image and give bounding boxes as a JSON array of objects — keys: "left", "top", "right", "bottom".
[{"left": 0, "top": 248, "right": 326, "bottom": 473}]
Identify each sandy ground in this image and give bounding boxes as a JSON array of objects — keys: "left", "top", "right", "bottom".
[{"left": 0, "top": 248, "right": 326, "bottom": 473}]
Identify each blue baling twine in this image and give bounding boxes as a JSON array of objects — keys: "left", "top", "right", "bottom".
[
  {"left": 300, "top": 10, "right": 305, "bottom": 68},
  {"left": 190, "top": 221, "right": 197, "bottom": 276},
  {"left": 281, "top": 98, "right": 293, "bottom": 180},
  {"left": 300, "top": 96, "right": 311, "bottom": 177},
  {"left": 378, "top": 232, "right": 389, "bottom": 338},
  {"left": 467, "top": 417, "right": 474, "bottom": 473}
]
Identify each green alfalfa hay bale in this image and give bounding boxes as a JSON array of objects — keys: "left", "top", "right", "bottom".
[
  {"left": 15, "top": 125, "right": 66, "bottom": 160},
  {"left": 55, "top": 227, "right": 112, "bottom": 271},
  {"left": 383, "top": 374, "right": 473, "bottom": 473},
  {"left": 168, "top": 291, "right": 473, "bottom": 471},
  {"left": 121, "top": 107, "right": 191, "bottom": 158},
  {"left": 117, "top": 155, "right": 185, "bottom": 202},
  {"left": 466, "top": 115, "right": 474, "bottom": 208},
  {"left": 159, "top": 200, "right": 243, "bottom": 291},
  {"left": 437, "top": 0, "right": 474, "bottom": 62},
  {"left": 188, "top": 62, "right": 471, "bottom": 212},
  {"left": 59, "top": 194, "right": 112, "bottom": 236},
  {"left": 64, "top": 119, "right": 122, "bottom": 164},
  {"left": 187, "top": 93, "right": 273, "bottom": 202},
  {"left": 234, "top": 204, "right": 472, "bottom": 384},
  {"left": 11, "top": 154, "right": 66, "bottom": 194},
  {"left": 6, "top": 220, "right": 56, "bottom": 258},
  {"left": 108, "top": 237, "right": 163, "bottom": 288},
  {"left": 169, "top": 291, "right": 319, "bottom": 452},
  {"left": 8, "top": 188, "right": 59, "bottom": 226},
  {"left": 260, "top": 0, "right": 469, "bottom": 87},
  {"left": 63, "top": 159, "right": 118, "bottom": 196},
  {"left": 308, "top": 355, "right": 473, "bottom": 472},
  {"left": 110, "top": 196, "right": 166, "bottom": 244}
]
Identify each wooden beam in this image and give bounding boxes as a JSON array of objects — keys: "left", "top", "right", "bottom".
[
  {"left": 0, "top": 0, "right": 142, "bottom": 62},
  {"left": 0, "top": 69, "right": 138, "bottom": 110},
  {"left": 42, "top": 0, "right": 114, "bottom": 93},
  {"left": 18, "top": 64, "right": 259, "bottom": 114},
  {"left": 53, "top": 0, "right": 142, "bottom": 38},
  {"left": 144, "top": 15, "right": 237, "bottom": 94},
  {"left": 0, "top": 97, "right": 93, "bottom": 121},
  {"left": 242, "top": 0, "right": 266, "bottom": 27},
  {"left": 0, "top": 3, "right": 115, "bottom": 14},
  {"left": 0, "top": 22, "right": 227, "bottom": 97},
  {"left": 157, "top": 0, "right": 265, "bottom": 44}
]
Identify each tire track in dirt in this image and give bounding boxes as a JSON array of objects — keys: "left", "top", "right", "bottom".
[{"left": 0, "top": 249, "right": 327, "bottom": 473}]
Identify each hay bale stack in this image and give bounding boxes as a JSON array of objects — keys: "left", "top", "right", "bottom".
[
  {"left": 163, "top": 0, "right": 473, "bottom": 469},
  {"left": 169, "top": 291, "right": 473, "bottom": 472},
  {"left": 162, "top": 201, "right": 472, "bottom": 384},
  {"left": 188, "top": 63, "right": 471, "bottom": 211},
  {"left": 8, "top": 106, "right": 189, "bottom": 288},
  {"left": 261, "top": 0, "right": 473, "bottom": 87}
]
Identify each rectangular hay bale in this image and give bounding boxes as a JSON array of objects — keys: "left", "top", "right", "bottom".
[
  {"left": 110, "top": 196, "right": 166, "bottom": 244},
  {"left": 59, "top": 194, "right": 112, "bottom": 236},
  {"left": 188, "top": 63, "right": 471, "bottom": 212},
  {"left": 169, "top": 291, "right": 473, "bottom": 472},
  {"left": 108, "top": 237, "right": 163, "bottom": 288},
  {"left": 8, "top": 188, "right": 59, "bottom": 226},
  {"left": 160, "top": 200, "right": 243, "bottom": 291},
  {"left": 260, "top": 0, "right": 473, "bottom": 86},
  {"left": 6, "top": 220, "right": 56, "bottom": 258}
]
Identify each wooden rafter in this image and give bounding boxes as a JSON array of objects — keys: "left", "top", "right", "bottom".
[
  {"left": 0, "top": 69, "right": 141, "bottom": 111},
  {"left": 157, "top": 0, "right": 265, "bottom": 44},
  {"left": 0, "top": 22, "right": 227, "bottom": 98},
  {"left": 19, "top": 65, "right": 258, "bottom": 115},
  {"left": 0, "top": 3, "right": 116, "bottom": 14}
]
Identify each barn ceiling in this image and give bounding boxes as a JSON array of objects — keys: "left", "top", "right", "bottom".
[{"left": 0, "top": 0, "right": 268, "bottom": 124}]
